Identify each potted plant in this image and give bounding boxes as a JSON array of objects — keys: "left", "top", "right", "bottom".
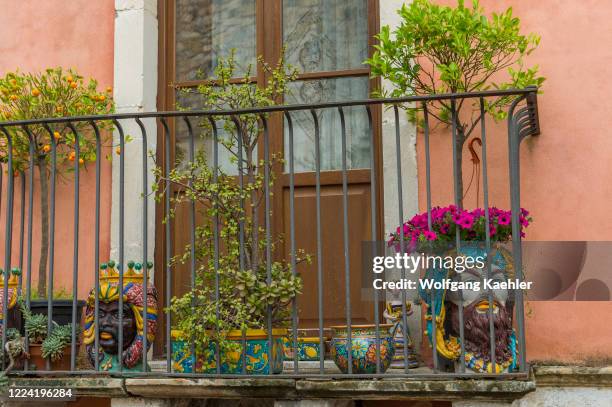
[
  {"left": 18, "top": 297, "right": 79, "bottom": 371},
  {"left": 365, "top": 0, "right": 544, "bottom": 208},
  {"left": 0, "top": 67, "right": 114, "bottom": 318},
  {"left": 156, "top": 51, "right": 308, "bottom": 375},
  {"left": 390, "top": 205, "right": 532, "bottom": 373}
]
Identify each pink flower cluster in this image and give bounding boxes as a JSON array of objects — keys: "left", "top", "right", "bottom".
[{"left": 389, "top": 205, "right": 532, "bottom": 250}]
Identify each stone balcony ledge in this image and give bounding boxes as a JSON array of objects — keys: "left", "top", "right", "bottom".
[
  {"left": 6, "top": 375, "right": 536, "bottom": 401},
  {"left": 6, "top": 366, "right": 609, "bottom": 402}
]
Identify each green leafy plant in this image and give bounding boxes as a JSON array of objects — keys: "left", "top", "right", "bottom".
[
  {"left": 366, "top": 0, "right": 544, "bottom": 206},
  {"left": 155, "top": 51, "right": 307, "bottom": 357},
  {"left": 0, "top": 67, "right": 115, "bottom": 298}
]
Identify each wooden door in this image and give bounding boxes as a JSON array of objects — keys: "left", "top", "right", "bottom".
[
  {"left": 158, "top": 1, "right": 383, "bottom": 350},
  {"left": 277, "top": 0, "right": 382, "bottom": 327}
]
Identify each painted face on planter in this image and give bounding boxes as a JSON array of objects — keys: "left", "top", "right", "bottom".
[
  {"left": 447, "top": 264, "right": 509, "bottom": 311},
  {"left": 98, "top": 301, "right": 136, "bottom": 355},
  {"left": 447, "top": 264, "right": 514, "bottom": 365}
]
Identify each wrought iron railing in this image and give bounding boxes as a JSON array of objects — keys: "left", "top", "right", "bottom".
[{"left": 0, "top": 87, "right": 539, "bottom": 378}]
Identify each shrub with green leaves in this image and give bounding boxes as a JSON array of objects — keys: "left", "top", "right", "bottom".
[
  {"left": 366, "top": 0, "right": 544, "bottom": 206},
  {"left": 155, "top": 51, "right": 307, "bottom": 357}
]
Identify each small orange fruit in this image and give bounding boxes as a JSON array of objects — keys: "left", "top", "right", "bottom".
[
  {"left": 98, "top": 94, "right": 106, "bottom": 102},
  {"left": 32, "top": 88, "right": 40, "bottom": 97},
  {"left": 66, "top": 75, "right": 74, "bottom": 82},
  {"left": 115, "top": 147, "right": 121, "bottom": 155},
  {"left": 78, "top": 158, "right": 84, "bottom": 165},
  {"left": 42, "top": 145, "right": 51, "bottom": 153},
  {"left": 53, "top": 131, "right": 61, "bottom": 140},
  {"left": 9, "top": 94, "right": 17, "bottom": 101},
  {"left": 70, "top": 82, "right": 77, "bottom": 89},
  {"left": 68, "top": 152, "right": 76, "bottom": 161},
  {"left": 106, "top": 86, "right": 112, "bottom": 93}
]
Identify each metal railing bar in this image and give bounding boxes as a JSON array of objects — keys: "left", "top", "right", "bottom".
[
  {"left": 423, "top": 102, "right": 437, "bottom": 372},
  {"left": 160, "top": 117, "right": 172, "bottom": 374},
  {"left": 229, "top": 115, "right": 247, "bottom": 375},
  {"left": 0, "top": 126, "right": 14, "bottom": 370},
  {"left": 23, "top": 127, "right": 35, "bottom": 372},
  {"left": 113, "top": 119, "right": 126, "bottom": 373},
  {"left": 6, "top": 369, "right": 530, "bottom": 379},
  {"left": 260, "top": 114, "right": 273, "bottom": 376},
  {"left": 366, "top": 105, "right": 381, "bottom": 374},
  {"left": 39, "top": 124, "right": 55, "bottom": 372},
  {"left": 184, "top": 116, "right": 197, "bottom": 366},
  {"left": 284, "top": 111, "right": 299, "bottom": 374},
  {"left": 17, "top": 172, "right": 25, "bottom": 292},
  {"left": 0, "top": 88, "right": 537, "bottom": 127},
  {"left": 134, "top": 117, "right": 149, "bottom": 373},
  {"left": 310, "top": 109, "right": 325, "bottom": 374},
  {"left": 338, "top": 106, "right": 353, "bottom": 374},
  {"left": 208, "top": 117, "right": 221, "bottom": 375},
  {"left": 479, "top": 98, "right": 496, "bottom": 374},
  {"left": 507, "top": 96, "right": 528, "bottom": 372},
  {"left": 67, "top": 123, "right": 81, "bottom": 371},
  {"left": 450, "top": 100, "right": 466, "bottom": 373},
  {"left": 89, "top": 120, "right": 102, "bottom": 372},
  {"left": 393, "top": 105, "right": 410, "bottom": 374}
]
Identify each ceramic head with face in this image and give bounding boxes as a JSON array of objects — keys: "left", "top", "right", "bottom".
[
  {"left": 446, "top": 262, "right": 514, "bottom": 367},
  {"left": 97, "top": 301, "right": 137, "bottom": 355},
  {"left": 84, "top": 274, "right": 158, "bottom": 371}
]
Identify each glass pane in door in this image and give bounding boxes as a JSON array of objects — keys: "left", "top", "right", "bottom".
[
  {"left": 284, "top": 77, "right": 370, "bottom": 172},
  {"left": 176, "top": 0, "right": 256, "bottom": 81},
  {"left": 283, "top": 0, "right": 368, "bottom": 73}
]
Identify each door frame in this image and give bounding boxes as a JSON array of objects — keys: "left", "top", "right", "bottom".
[{"left": 155, "top": 0, "right": 384, "bottom": 356}]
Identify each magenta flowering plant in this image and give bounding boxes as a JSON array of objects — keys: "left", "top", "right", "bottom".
[{"left": 389, "top": 206, "right": 532, "bottom": 252}]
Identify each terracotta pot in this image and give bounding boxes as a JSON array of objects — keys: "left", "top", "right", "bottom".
[{"left": 28, "top": 343, "right": 73, "bottom": 371}]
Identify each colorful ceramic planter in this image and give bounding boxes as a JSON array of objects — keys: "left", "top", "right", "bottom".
[
  {"left": 330, "top": 324, "right": 396, "bottom": 374},
  {"left": 283, "top": 337, "right": 324, "bottom": 361},
  {"left": 172, "top": 329, "right": 285, "bottom": 374}
]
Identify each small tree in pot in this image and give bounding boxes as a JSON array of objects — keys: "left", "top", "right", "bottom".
[
  {"left": 0, "top": 67, "right": 115, "bottom": 318},
  {"left": 156, "top": 52, "right": 309, "bottom": 374},
  {"left": 366, "top": 0, "right": 544, "bottom": 207}
]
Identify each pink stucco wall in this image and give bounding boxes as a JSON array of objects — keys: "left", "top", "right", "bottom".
[
  {"left": 420, "top": 0, "right": 612, "bottom": 362},
  {"left": 0, "top": 0, "right": 115, "bottom": 300},
  {"left": 1, "top": 0, "right": 610, "bottom": 365}
]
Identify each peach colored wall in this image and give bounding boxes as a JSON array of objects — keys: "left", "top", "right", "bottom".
[
  {"left": 0, "top": 0, "right": 114, "bottom": 300},
  {"left": 418, "top": 0, "right": 612, "bottom": 362}
]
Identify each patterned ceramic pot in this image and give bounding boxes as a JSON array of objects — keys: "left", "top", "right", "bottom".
[
  {"left": 283, "top": 337, "right": 325, "bottom": 361},
  {"left": 330, "top": 324, "right": 396, "bottom": 374},
  {"left": 171, "top": 329, "right": 285, "bottom": 375}
]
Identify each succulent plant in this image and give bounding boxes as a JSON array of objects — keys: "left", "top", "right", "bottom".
[
  {"left": 41, "top": 323, "right": 78, "bottom": 362},
  {"left": 24, "top": 314, "right": 48, "bottom": 344}
]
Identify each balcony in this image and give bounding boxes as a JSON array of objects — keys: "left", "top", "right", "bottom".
[{"left": 0, "top": 88, "right": 540, "bottom": 400}]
